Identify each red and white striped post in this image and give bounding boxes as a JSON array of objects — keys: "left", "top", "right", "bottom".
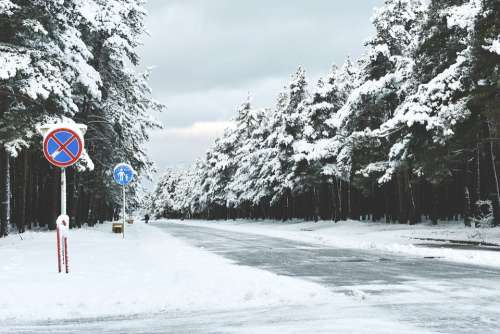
[
  {"left": 64, "top": 236, "right": 69, "bottom": 274},
  {"left": 56, "top": 214, "right": 69, "bottom": 273},
  {"left": 56, "top": 224, "right": 61, "bottom": 273}
]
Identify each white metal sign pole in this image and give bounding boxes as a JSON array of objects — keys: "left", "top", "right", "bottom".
[
  {"left": 56, "top": 168, "right": 67, "bottom": 273},
  {"left": 61, "top": 167, "right": 69, "bottom": 273},
  {"left": 61, "top": 168, "right": 66, "bottom": 215},
  {"left": 122, "top": 185, "right": 126, "bottom": 239}
]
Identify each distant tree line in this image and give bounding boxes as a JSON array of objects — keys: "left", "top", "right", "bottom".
[
  {"left": 0, "top": 0, "right": 163, "bottom": 237},
  {"left": 147, "top": 0, "right": 500, "bottom": 226}
]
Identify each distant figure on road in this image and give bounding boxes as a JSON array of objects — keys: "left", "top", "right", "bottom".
[{"left": 144, "top": 214, "right": 150, "bottom": 224}]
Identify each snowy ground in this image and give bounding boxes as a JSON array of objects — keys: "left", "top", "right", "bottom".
[
  {"left": 0, "top": 221, "right": 333, "bottom": 322},
  {"left": 2, "top": 220, "right": 500, "bottom": 333},
  {"left": 0, "top": 221, "right": 430, "bottom": 334},
  {"left": 173, "top": 219, "right": 500, "bottom": 268}
]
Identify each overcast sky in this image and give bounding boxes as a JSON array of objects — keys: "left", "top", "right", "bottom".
[{"left": 139, "top": 0, "right": 383, "bottom": 177}]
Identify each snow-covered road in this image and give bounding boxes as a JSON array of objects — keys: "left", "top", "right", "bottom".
[
  {"left": 2, "top": 220, "right": 500, "bottom": 333},
  {"left": 152, "top": 221, "right": 500, "bottom": 334},
  {"left": 1, "top": 304, "right": 429, "bottom": 334}
]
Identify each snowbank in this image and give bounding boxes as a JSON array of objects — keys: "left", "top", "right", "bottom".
[
  {"left": 0, "top": 222, "right": 334, "bottom": 322},
  {"left": 171, "top": 219, "right": 500, "bottom": 268}
]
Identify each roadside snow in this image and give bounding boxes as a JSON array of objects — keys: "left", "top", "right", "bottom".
[
  {"left": 171, "top": 219, "right": 500, "bottom": 268},
  {"left": 0, "top": 221, "right": 336, "bottom": 322}
]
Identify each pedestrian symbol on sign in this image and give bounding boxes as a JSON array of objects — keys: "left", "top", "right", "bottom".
[
  {"left": 113, "top": 163, "right": 134, "bottom": 186},
  {"left": 118, "top": 169, "right": 127, "bottom": 182}
]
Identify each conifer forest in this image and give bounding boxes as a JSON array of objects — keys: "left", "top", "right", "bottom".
[
  {"left": 0, "top": 0, "right": 163, "bottom": 237},
  {"left": 147, "top": 0, "right": 500, "bottom": 226}
]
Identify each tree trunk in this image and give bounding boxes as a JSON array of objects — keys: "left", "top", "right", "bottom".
[
  {"left": 430, "top": 184, "right": 439, "bottom": 225},
  {"left": 338, "top": 180, "right": 344, "bottom": 220},
  {"left": 488, "top": 134, "right": 500, "bottom": 226},
  {"left": 17, "top": 151, "right": 28, "bottom": 233},
  {"left": 1, "top": 147, "right": 11, "bottom": 237},
  {"left": 331, "top": 182, "right": 339, "bottom": 221},
  {"left": 397, "top": 171, "right": 408, "bottom": 224},
  {"left": 312, "top": 186, "right": 319, "bottom": 222},
  {"left": 476, "top": 141, "right": 481, "bottom": 205},
  {"left": 30, "top": 165, "right": 39, "bottom": 228},
  {"left": 347, "top": 181, "right": 352, "bottom": 219},
  {"left": 464, "top": 158, "right": 472, "bottom": 227},
  {"left": 48, "top": 171, "right": 58, "bottom": 230},
  {"left": 408, "top": 174, "right": 417, "bottom": 225}
]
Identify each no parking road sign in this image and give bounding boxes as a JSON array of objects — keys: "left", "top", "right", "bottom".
[
  {"left": 43, "top": 128, "right": 84, "bottom": 168},
  {"left": 39, "top": 123, "right": 87, "bottom": 274},
  {"left": 113, "top": 163, "right": 135, "bottom": 186}
]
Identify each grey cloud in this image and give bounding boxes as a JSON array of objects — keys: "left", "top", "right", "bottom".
[
  {"left": 140, "top": 0, "right": 384, "bottom": 171},
  {"left": 151, "top": 76, "right": 288, "bottom": 129},
  {"left": 141, "top": 0, "right": 382, "bottom": 94}
]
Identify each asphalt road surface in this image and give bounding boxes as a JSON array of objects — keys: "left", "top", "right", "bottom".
[
  {"left": 4, "top": 221, "right": 500, "bottom": 333},
  {"left": 153, "top": 222, "right": 500, "bottom": 334}
]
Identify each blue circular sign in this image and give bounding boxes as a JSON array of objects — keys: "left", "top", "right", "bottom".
[
  {"left": 43, "top": 128, "right": 84, "bottom": 168},
  {"left": 113, "top": 163, "right": 134, "bottom": 186}
]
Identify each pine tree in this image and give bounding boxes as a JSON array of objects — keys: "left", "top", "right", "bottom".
[
  {"left": 261, "top": 67, "right": 308, "bottom": 219},
  {"left": 0, "top": 0, "right": 163, "bottom": 234}
]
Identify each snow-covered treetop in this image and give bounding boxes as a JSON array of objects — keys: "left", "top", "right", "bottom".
[{"left": 484, "top": 35, "right": 500, "bottom": 55}]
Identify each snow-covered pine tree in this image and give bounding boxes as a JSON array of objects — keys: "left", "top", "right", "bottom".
[
  {"left": 73, "top": 0, "right": 163, "bottom": 224},
  {"left": 203, "top": 129, "right": 239, "bottom": 218},
  {"left": 329, "top": 0, "right": 426, "bottom": 222},
  {"left": 292, "top": 61, "right": 358, "bottom": 220},
  {"left": 228, "top": 104, "right": 273, "bottom": 216},
  {"left": 0, "top": 0, "right": 163, "bottom": 234},
  {"left": 150, "top": 168, "right": 182, "bottom": 218},
  {"left": 0, "top": 0, "right": 103, "bottom": 231},
  {"left": 467, "top": 0, "right": 500, "bottom": 225},
  {"left": 224, "top": 97, "right": 257, "bottom": 213},
  {"left": 259, "top": 67, "right": 308, "bottom": 220},
  {"left": 365, "top": 0, "right": 488, "bottom": 224}
]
